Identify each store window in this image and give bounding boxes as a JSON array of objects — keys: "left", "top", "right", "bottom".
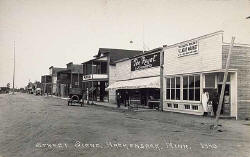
[
  {"left": 183, "top": 75, "right": 200, "bottom": 101},
  {"left": 166, "top": 77, "right": 181, "bottom": 100},
  {"left": 184, "top": 104, "right": 190, "bottom": 109}
]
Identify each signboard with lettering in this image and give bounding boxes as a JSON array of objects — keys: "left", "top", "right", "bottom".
[
  {"left": 83, "top": 75, "right": 92, "bottom": 80},
  {"left": 131, "top": 52, "right": 160, "bottom": 71},
  {"left": 82, "top": 74, "right": 108, "bottom": 80},
  {"left": 178, "top": 40, "right": 199, "bottom": 57}
]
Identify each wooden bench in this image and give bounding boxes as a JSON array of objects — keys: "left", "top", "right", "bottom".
[{"left": 148, "top": 100, "right": 160, "bottom": 110}]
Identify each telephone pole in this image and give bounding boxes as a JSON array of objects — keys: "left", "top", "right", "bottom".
[
  {"left": 214, "top": 37, "right": 235, "bottom": 129},
  {"left": 160, "top": 46, "right": 165, "bottom": 111},
  {"left": 12, "top": 40, "right": 16, "bottom": 94}
]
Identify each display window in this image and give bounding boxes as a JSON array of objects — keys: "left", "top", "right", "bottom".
[
  {"left": 166, "top": 74, "right": 200, "bottom": 101},
  {"left": 183, "top": 75, "right": 200, "bottom": 101},
  {"left": 166, "top": 77, "right": 181, "bottom": 100}
]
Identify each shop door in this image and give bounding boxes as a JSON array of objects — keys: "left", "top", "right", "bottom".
[{"left": 217, "top": 84, "right": 230, "bottom": 115}]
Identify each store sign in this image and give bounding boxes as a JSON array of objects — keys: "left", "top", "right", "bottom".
[
  {"left": 84, "top": 75, "right": 92, "bottom": 79},
  {"left": 83, "top": 74, "right": 108, "bottom": 80},
  {"left": 178, "top": 40, "right": 198, "bottom": 57},
  {"left": 131, "top": 52, "right": 160, "bottom": 71}
]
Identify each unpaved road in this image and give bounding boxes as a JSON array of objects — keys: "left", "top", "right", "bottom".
[{"left": 0, "top": 93, "right": 250, "bottom": 157}]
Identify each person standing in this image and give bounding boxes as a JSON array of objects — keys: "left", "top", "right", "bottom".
[
  {"left": 116, "top": 91, "right": 121, "bottom": 108},
  {"left": 210, "top": 89, "right": 219, "bottom": 117},
  {"left": 202, "top": 90, "right": 209, "bottom": 116},
  {"left": 124, "top": 91, "right": 129, "bottom": 107}
]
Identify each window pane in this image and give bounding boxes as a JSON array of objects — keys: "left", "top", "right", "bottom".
[
  {"left": 176, "top": 89, "right": 180, "bottom": 100},
  {"left": 218, "top": 73, "right": 230, "bottom": 82},
  {"left": 183, "top": 89, "right": 188, "bottom": 100},
  {"left": 167, "top": 103, "right": 172, "bottom": 107},
  {"left": 171, "top": 89, "right": 175, "bottom": 100},
  {"left": 183, "top": 76, "right": 188, "bottom": 88},
  {"left": 189, "top": 89, "right": 194, "bottom": 100},
  {"left": 171, "top": 78, "right": 175, "bottom": 88},
  {"left": 195, "top": 89, "right": 200, "bottom": 101},
  {"left": 166, "top": 78, "right": 170, "bottom": 88},
  {"left": 195, "top": 75, "right": 200, "bottom": 88},
  {"left": 101, "top": 62, "right": 107, "bottom": 74},
  {"left": 166, "top": 89, "right": 170, "bottom": 99},
  {"left": 205, "top": 74, "right": 215, "bottom": 88},
  {"left": 174, "top": 104, "right": 178, "bottom": 108},
  {"left": 184, "top": 104, "right": 190, "bottom": 109},
  {"left": 176, "top": 77, "right": 180, "bottom": 88},
  {"left": 192, "top": 105, "right": 198, "bottom": 110},
  {"left": 189, "top": 76, "right": 194, "bottom": 88}
]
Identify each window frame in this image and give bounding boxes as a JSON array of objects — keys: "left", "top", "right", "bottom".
[
  {"left": 182, "top": 74, "right": 200, "bottom": 102},
  {"left": 166, "top": 76, "right": 181, "bottom": 101}
]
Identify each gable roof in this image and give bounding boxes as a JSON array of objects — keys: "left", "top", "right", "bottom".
[
  {"left": 114, "top": 47, "right": 162, "bottom": 64},
  {"left": 96, "top": 48, "right": 143, "bottom": 65}
]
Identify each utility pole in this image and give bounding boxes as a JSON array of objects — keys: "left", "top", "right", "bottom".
[
  {"left": 214, "top": 37, "right": 235, "bottom": 129},
  {"left": 12, "top": 40, "right": 16, "bottom": 94},
  {"left": 78, "top": 69, "right": 80, "bottom": 88},
  {"left": 160, "top": 47, "right": 165, "bottom": 111}
]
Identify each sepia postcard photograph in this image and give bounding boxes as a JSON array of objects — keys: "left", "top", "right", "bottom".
[{"left": 0, "top": 0, "right": 250, "bottom": 157}]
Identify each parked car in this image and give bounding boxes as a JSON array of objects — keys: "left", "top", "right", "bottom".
[{"left": 35, "top": 88, "right": 41, "bottom": 95}]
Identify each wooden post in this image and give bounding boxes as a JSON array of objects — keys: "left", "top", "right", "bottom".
[
  {"left": 214, "top": 37, "right": 235, "bottom": 128},
  {"left": 12, "top": 40, "right": 15, "bottom": 94},
  {"left": 160, "top": 47, "right": 164, "bottom": 111}
]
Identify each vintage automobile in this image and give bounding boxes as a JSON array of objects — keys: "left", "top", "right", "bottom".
[
  {"left": 35, "top": 88, "right": 41, "bottom": 95},
  {"left": 67, "top": 88, "right": 84, "bottom": 107}
]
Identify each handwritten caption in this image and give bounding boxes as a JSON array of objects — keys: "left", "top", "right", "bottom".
[{"left": 35, "top": 141, "right": 218, "bottom": 151}]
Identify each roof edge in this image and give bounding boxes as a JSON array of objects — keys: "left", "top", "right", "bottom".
[
  {"left": 163, "top": 30, "right": 224, "bottom": 49},
  {"left": 223, "top": 42, "right": 250, "bottom": 48}
]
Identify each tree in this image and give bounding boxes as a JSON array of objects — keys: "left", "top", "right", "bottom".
[{"left": 6, "top": 83, "right": 10, "bottom": 89}]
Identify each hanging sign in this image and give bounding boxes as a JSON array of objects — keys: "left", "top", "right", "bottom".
[
  {"left": 131, "top": 52, "right": 160, "bottom": 71},
  {"left": 178, "top": 40, "right": 199, "bottom": 57}
]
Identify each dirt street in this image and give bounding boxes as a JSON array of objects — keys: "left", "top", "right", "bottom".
[{"left": 0, "top": 93, "right": 250, "bottom": 157}]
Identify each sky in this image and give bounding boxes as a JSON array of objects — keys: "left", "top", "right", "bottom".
[{"left": 0, "top": 0, "right": 249, "bottom": 88}]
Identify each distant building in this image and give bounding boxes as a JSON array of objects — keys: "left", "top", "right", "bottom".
[
  {"left": 0, "top": 87, "right": 10, "bottom": 94},
  {"left": 41, "top": 75, "right": 52, "bottom": 95},
  {"left": 34, "top": 81, "right": 42, "bottom": 89},
  {"left": 26, "top": 82, "right": 35, "bottom": 94},
  {"left": 82, "top": 48, "right": 143, "bottom": 103},
  {"left": 49, "top": 66, "right": 67, "bottom": 95},
  {"left": 57, "top": 62, "right": 83, "bottom": 97}
]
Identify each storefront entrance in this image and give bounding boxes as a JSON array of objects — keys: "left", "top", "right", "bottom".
[
  {"left": 82, "top": 81, "right": 108, "bottom": 102},
  {"left": 117, "top": 88, "right": 160, "bottom": 109},
  {"left": 217, "top": 84, "right": 230, "bottom": 116}
]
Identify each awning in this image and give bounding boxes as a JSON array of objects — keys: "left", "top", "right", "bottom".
[{"left": 106, "top": 76, "right": 160, "bottom": 90}]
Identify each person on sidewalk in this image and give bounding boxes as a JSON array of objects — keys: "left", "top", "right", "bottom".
[
  {"left": 124, "top": 91, "right": 129, "bottom": 107},
  {"left": 202, "top": 90, "right": 209, "bottom": 116},
  {"left": 210, "top": 89, "right": 219, "bottom": 117},
  {"left": 116, "top": 91, "right": 121, "bottom": 108}
]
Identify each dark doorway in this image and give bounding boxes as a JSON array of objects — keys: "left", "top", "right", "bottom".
[{"left": 217, "top": 84, "right": 230, "bottom": 115}]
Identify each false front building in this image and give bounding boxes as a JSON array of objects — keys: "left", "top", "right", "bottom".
[
  {"left": 107, "top": 48, "right": 162, "bottom": 108},
  {"left": 163, "top": 31, "right": 250, "bottom": 120},
  {"left": 82, "top": 48, "right": 142, "bottom": 103}
]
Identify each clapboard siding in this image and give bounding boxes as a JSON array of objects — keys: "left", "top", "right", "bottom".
[
  {"left": 223, "top": 45, "right": 250, "bottom": 119},
  {"left": 164, "top": 32, "right": 223, "bottom": 75}
]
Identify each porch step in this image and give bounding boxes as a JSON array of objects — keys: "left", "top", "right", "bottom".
[{"left": 219, "top": 115, "right": 236, "bottom": 120}]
